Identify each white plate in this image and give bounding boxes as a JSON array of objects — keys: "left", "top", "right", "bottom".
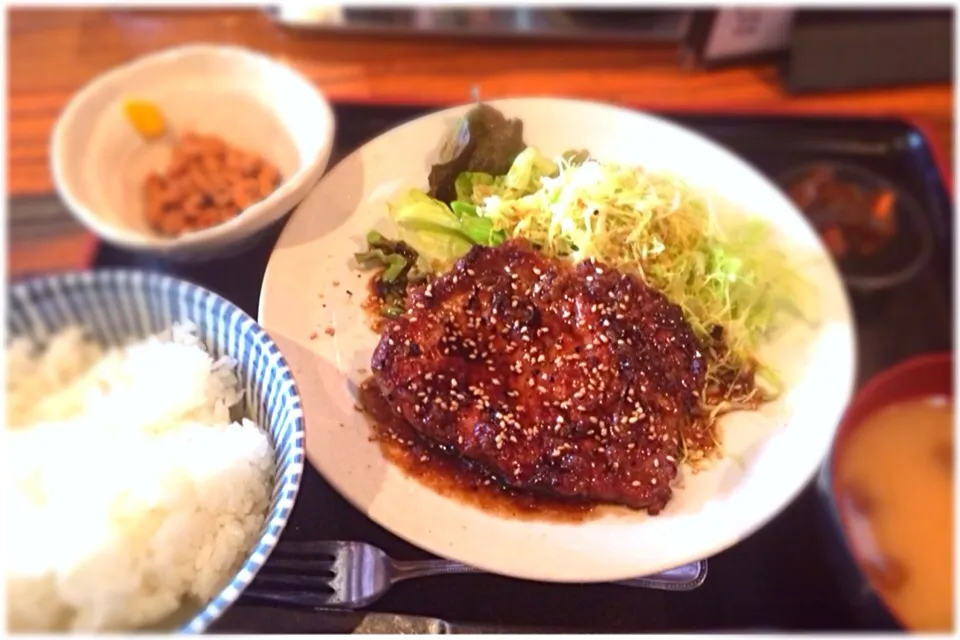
[{"left": 258, "top": 98, "right": 856, "bottom": 582}]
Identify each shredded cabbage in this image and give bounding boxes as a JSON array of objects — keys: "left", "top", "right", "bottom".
[
  {"left": 381, "top": 145, "right": 810, "bottom": 396},
  {"left": 473, "top": 149, "right": 810, "bottom": 389}
]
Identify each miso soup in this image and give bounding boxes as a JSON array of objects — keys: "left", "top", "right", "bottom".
[{"left": 835, "top": 396, "right": 954, "bottom": 632}]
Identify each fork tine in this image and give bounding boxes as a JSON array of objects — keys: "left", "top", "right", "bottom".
[
  {"left": 273, "top": 540, "right": 345, "bottom": 557},
  {"left": 243, "top": 589, "right": 337, "bottom": 609},
  {"left": 260, "top": 557, "right": 337, "bottom": 573},
  {"left": 252, "top": 573, "right": 336, "bottom": 590}
]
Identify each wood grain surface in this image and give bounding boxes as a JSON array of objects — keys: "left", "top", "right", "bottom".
[{"left": 7, "top": 8, "right": 954, "bottom": 276}]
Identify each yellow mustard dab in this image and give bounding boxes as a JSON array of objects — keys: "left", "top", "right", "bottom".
[{"left": 123, "top": 99, "right": 166, "bottom": 139}]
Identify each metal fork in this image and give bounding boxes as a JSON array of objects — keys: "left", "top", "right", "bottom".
[{"left": 245, "top": 540, "right": 707, "bottom": 609}]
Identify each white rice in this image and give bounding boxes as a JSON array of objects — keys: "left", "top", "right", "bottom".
[{"left": 5, "top": 323, "right": 275, "bottom": 632}]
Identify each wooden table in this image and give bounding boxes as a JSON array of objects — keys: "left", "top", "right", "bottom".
[{"left": 8, "top": 8, "right": 953, "bottom": 277}]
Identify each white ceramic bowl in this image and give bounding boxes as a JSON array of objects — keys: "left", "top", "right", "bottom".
[{"left": 51, "top": 44, "right": 335, "bottom": 261}]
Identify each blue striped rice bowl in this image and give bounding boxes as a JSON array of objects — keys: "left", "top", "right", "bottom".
[{"left": 7, "top": 270, "right": 305, "bottom": 632}]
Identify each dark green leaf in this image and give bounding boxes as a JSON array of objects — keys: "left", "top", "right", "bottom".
[
  {"left": 428, "top": 104, "right": 526, "bottom": 204},
  {"left": 380, "top": 256, "right": 408, "bottom": 282},
  {"left": 353, "top": 248, "right": 408, "bottom": 283}
]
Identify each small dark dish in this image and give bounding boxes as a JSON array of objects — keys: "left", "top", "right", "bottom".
[
  {"left": 778, "top": 162, "right": 933, "bottom": 294},
  {"left": 816, "top": 352, "right": 953, "bottom": 631}
]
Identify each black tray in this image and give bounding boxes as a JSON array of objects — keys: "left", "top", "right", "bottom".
[{"left": 53, "top": 103, "right": 959, "bottom": 631}]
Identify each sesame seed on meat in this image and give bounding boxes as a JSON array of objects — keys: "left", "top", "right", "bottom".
[{"left": 369, "top": 239, "right": 708, "bottom": 514}]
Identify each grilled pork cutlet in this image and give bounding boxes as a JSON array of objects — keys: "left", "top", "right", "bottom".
[{"left": 370, "top": 240, "right": 707, "bottom": 513}]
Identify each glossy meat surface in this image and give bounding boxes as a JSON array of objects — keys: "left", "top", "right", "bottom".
[{"left": 370, "top": 240, "right": 706, "bottom": 513}]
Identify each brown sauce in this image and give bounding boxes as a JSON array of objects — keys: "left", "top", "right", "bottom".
[
  {"left": 360, "top": 274, "right": 600, "bottom": 521},
  {"left": 361, "top": 274, "right": 391, "bottom": 333},
  {"left": 358, "top": 379, "right": 605, "bottom": 522},
  {"left": 356, "top": 256, "right": 758, "bottom": 516}
]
